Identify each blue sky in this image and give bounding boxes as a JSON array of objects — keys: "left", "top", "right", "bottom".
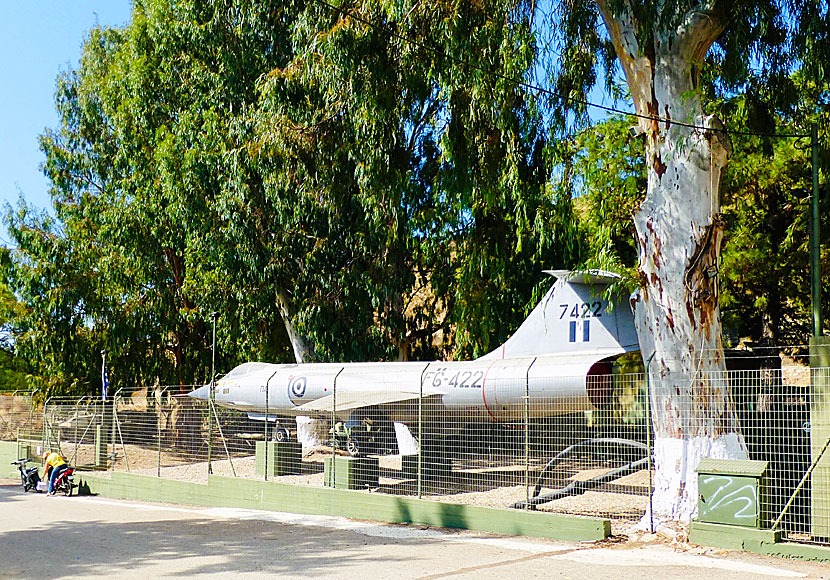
[{"left": 0, "top": 1, "right": 132, "bottom": 245}]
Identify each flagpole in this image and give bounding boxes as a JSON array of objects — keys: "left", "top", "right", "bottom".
[
  {"left": 101, "top": 349, "right": 110, "bottom": 466},
  {"left": 101, "top": 350, "right": 109, "bottom": 401}
]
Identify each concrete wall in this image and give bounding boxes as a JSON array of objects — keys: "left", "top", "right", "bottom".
[
  {"left": 74, "top": 470, "right": 611, "bottom": 542},
  {"left": 690, "top": 521, "right": 830, "bottom": 562},
  {"left": 7, "top": 438, "right": 830, "bottom": 559},
  {"left": 5, "top": 439, "right": 610, "bottom": 541}
]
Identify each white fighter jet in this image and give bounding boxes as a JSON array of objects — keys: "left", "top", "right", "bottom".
[{"left": 188, "top": 270, "right": 640, "bottom": 450}]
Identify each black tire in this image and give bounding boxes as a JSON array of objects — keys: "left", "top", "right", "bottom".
[
  {"left": 274, "top": 428, "right": 289, "bottom": 443},
  {"left": 64, "top": 482, "right": 73, "bottom": 497},
  {"left": 346, "top": 437, "right": 361, "bottom": 457}
]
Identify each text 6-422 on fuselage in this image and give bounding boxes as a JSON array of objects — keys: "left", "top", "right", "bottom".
[{"left": 188, "top": 270, "right": 640, "bottom": 432}]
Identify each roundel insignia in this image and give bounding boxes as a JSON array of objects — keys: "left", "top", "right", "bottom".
[{"left": 289, "top": 376, "right": 307, "bottom": 399}]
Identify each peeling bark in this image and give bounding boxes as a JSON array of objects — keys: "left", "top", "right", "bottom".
[
  {"left": 595, "top": 0, "right": 747, "bottom": 524},
  {"left": 276, "top": 288, "right": 312, "bottom": 363}
]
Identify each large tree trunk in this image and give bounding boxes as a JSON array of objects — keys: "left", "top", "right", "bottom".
[
  {"left": 596, "top": 1, "right": 747, "bottom": 523},
  {"left": 276, "top": 288, "right": 313, "bottom": 363}
]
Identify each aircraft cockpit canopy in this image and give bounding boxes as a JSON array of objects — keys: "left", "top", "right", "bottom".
[{"left": 224, "top": 362, "right": 271, "bottom": 379}]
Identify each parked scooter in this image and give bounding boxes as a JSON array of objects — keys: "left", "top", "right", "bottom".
[
  {"left": 51, "top": 466, "right": 75, "bottom": 496},
  {"left": 11, "top": 458, "right": 42, "bottom": 492}
]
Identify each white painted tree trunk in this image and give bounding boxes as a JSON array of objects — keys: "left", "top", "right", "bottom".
[
  {"left": 276, "top": 288, "right": 312, "bottom": 363},
  {"left": 596, "top": 2, "right": 748, "bottom": 524}
]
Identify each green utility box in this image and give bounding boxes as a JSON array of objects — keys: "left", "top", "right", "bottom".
[
  {"left": 324, "top": 455, "right": 379, "bottom": 490},
  {"left": 696, "top": 458, "right": 768, "bottom": 528},
  {"left": 255, "top": 441, "right": 302, "bottom": 477}
]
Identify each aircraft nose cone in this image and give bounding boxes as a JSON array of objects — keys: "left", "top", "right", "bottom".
[{"left": 187, "top": 385, "right": 210, "bottom": 401}]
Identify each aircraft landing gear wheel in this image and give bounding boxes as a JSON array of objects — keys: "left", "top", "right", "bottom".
[
  {"left": 346, "top": 437, "right": 361, "bottom": 457},
  {"left": 274, "top": 428, "right": 289, "bottom": 443}
]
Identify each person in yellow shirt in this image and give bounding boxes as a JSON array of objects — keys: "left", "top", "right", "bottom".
[{"left": 42, "top": 451, "right": 68, "bottom": 496}]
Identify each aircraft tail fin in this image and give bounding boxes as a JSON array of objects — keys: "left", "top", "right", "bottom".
[{"left": 477, "top": 270, "right": 639, "bottom": 360}]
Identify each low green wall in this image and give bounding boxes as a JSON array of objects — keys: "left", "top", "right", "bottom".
[
  {"left": 690, "top": 521, "right": 830, "bottom": 562},
  {"left": 75, "top": 471, "right": 611, "bottom": 542},
  {"left": 9, "top": 441, "right": 830, "bottom": 558}
]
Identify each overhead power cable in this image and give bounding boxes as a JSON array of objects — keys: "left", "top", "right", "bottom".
[{"left": 310, "top": 0, "right": 811, "bottom": 140}]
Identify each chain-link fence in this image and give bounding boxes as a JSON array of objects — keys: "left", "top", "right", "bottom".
[
  {"left": 0, "top": 391, "right": 42, "bottom": 456},
  {"left": 2, "top": 356, "right": 829, "bottom": 545}
]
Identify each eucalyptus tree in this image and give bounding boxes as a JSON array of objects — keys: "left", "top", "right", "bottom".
[
  {"left": 718, "top": 79, "right": 830, "bottom": 347},
  {"left": 558, "top": 111, "right": 827, "bottom": 348},
  {"left": 13, "top": 19, "right": 203, "bottom": 391},
  {"left": 252, "top": 0, "right": 584, "bottom": 362},
  {"left": 549, "top": 1, "right": 828, "bottom": 521},
  {"left": 2, "top": 200, "right": 106, "bottom": 397},
  {"left": 6, "top": 0, "right": 303, "bottom": 392},
  {"left": 9, "top": 0, "right": 583, "bottom": 393}
]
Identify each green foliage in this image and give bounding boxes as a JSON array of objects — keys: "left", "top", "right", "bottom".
[
  {"left": 9, "top": 0, "right": 828, "bottom": 397},
  {"left": 0, "top": 270, "right": 33, "bottom": 392},
  {"left": 718, "top": 81, "right": 830, "bottom": 347},
  {"left": 0, "top": 349, "right": 32, "bottom": 392},
  {"left": 555, "top": 117, "right": 645, "bottom": 273},
  {"left": 4, "top": 0, "right": 586, "bottom": 393},
  {"left": 544, "top": 97, "right": 830, "bottom": 349},
  {"left": 547, "top": 1, "right": 830, "bottom": 133},
  {"left": 6, "top": 0, "right": 302, "bottom": 395},
  {"left": 242, "top": 0, "right": 585, "bottom": 361},
  {"left": 545, "top": 0, "right": 830, "bottom": 349}
]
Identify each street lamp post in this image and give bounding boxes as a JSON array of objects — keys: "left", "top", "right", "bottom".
[{"left": 811, "top": 122, "right": 822, "bottom": 338}]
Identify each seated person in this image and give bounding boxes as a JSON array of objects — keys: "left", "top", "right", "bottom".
[{"left": 42, "top": 451, "right": 69, "bottom": 496}]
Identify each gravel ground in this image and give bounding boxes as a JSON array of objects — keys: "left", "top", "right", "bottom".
[{"left": 71, "top": 440, "right": 649, "bottom": 536}]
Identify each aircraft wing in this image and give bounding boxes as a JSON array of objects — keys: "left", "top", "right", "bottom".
[{"left": 295, "top": 389, "right": 440, "bottom": 413}]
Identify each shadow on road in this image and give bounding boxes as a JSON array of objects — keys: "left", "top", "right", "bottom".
[{"left": 0, "top": 482, "right": 418, "bottom": 578}]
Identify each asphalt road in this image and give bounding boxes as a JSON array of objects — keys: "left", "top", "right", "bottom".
[{"left": 0, "top": 480, "right": 827, "bottom": 580}]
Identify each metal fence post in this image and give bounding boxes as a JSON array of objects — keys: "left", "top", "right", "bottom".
[
  {"left": 811, "top": 122, "right": 822, "bottom": 338},
  {"left": 645, "top": 352, "right": 656, "bottom": 533},
  {"left": 418, "top": 366, "right": 427, "bottom": 499},
  {"left": 207, "top": 394, "right": 214, "bottom": 476},
  {"left": 110, "top": 397, "right": 117, "bottom": 470},
  {"left": 331, "top": 368, "right": 344, "bottom": 486},
  {"left": 264, "top": 371, "right": 278, "bottom": 481},
  {"left": 43, "top": 397, "right": 50, "bottom": 453},
  {"left": 73, "top": 399, "right": 80, "bottom": 468},
  {"left": 525, "top": 358, "right": 537, "bottom": 510},
  {"left": 157, "top": 389, "right": 162, "bottom": 478}
]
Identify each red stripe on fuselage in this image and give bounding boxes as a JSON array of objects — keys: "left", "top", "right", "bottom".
[{"left": 480, "top": 360, "right": 499, "bottom": 422}]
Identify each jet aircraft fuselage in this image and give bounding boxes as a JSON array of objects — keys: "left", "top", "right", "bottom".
[{"left": 188, "top": 270, "right": 640, "bottom": 429}]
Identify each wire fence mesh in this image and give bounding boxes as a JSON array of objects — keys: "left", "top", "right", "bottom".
[{"left": 1, "top": 357, "right": 829, "bottom": 545}]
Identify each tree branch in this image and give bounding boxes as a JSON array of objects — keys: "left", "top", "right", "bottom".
[
  {"left": 594, "top": 0, "right": 654, "bottom": 118},
  {"left": 675, "top": 5, "right": 725, "bottom": 64}
]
